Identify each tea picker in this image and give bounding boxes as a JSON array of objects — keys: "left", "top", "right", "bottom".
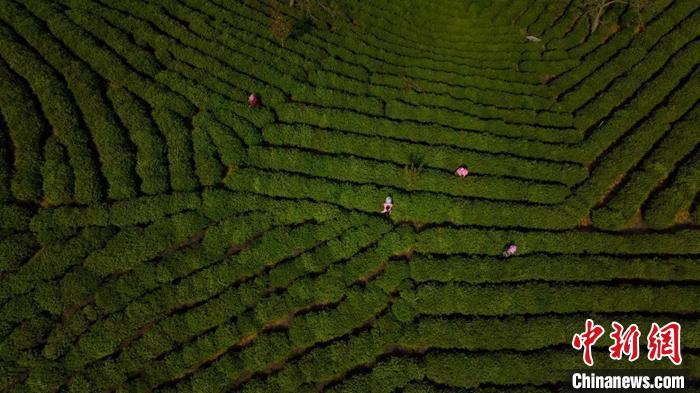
[
  {"left": 381, "top": 196, "right": 393, "bottom": 215},
  {"left": 502, "top": 242, "right": 517, "bottom": 258},
  {"left": 248, "top": 93, "right": 260, "bottom": 108},
  {"left": 455, "top": 166, "right": 469, "bottom": 177}
]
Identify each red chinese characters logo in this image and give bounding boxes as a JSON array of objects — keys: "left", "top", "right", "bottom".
[
  {"left": 647, "top": 322, "right": 682, "bottom": 365},
  {"left": 572, "top": 319, "right": 605, "bottom": 366},
  {"left": 609, "top": 321, "right": 640, "bottom": 362},
  {"left": 572, "top": 320, "right": 682, "bottom": 366}
]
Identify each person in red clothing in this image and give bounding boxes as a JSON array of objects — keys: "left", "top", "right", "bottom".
[{"left": 248, "top": 93, "right": 260, "bottom": 108}]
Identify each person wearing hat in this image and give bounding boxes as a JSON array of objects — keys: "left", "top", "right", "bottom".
[{"left": 381, "top": 196, "right": 394, "bottom": 215}]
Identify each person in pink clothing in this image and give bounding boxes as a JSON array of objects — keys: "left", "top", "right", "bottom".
[
  {"left": 381, "top": 196, "right": 393, "bottom": 215},
  {"left": 502, "top": 242, "right": 517, "bottom": 258},
  {"left": 248, "top": 93, "right": 260, "bottom": 108},
  {"left": 455, "top": 166, "right": 469, "bottom": 177}
]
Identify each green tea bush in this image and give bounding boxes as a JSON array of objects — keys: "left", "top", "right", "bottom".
[
  {"left": 108, "top": 86, "right": 170, "bottom": 195},
  {"left": 29, "top": 192, "right": 202, "bottom": 232},
  {"left": 83, "top": 212, "right": 210, "bottom": 277},
  {"left": 0, "top": 203, "right": 32, "bottom": 231},
  {"left": 414, "top": 282, "right": 700, "bottom": 316},
  {"left": 263, "top": 124, "right": 587, "bottom": 185},
  {"left": 8, "top": 3, "right": 141, "bottom": 200},
  {"left": 0, "top": 122, "right": 10, "bottom": 202},
  {"left": 0, "top": 233, "right": 37, "bottom": 272},
  {"left": 368, "top": 72, "right": 554, "bottom": 111},
  {"left": 41, "top": 137, "right": 73, "bottom": 206},
  {"left": 558, "top": 1, "right": 698, "bottom": 113},
  {"left": 589, "top": 69, "right": 700, "bottom": 229},
  {"left": 192, "top": 127, "right": 224, "bottom": 186},
  {"left": 0, "top": 24, "right": 102, "bottom": 203},
  {"left": 64, "top": 217, "right": 366, "bottom": 380},
  {"left": 0, "top": 58, "right": 44, "bottom": 202},
  {"left": 201, "top": 188, "right": 341, "bottom": 221},
  {"left": 155, "top": 69, "right": 276, "bottom": 130},
  {"left": 0, "top": 227, "right": 113, "bottom": 302},
  {"left": 24, "top": 0, "right": 195, "bottom": 117},
  {"left": 193, "top": 112, "right": 245, "bottom": 166},
  {"left": 267, "top": 220, "right": 392, "bottom": 289},
  {"left": 592, "top": 118, "right": 699, "bottom": 229},
  {"left": 415, "top": 227, "right": 700, "bottom": 255},
  {"left": 408, "top": 254, "right": 700, "bottom": 284},
  {"left": 575, "top": 18, "right": 700, "bottom": 130},
  {"left": 64, "top": 8, "right": 161, "bottom": 77},
  {"left": 392, "top": 89, "right": 573, "bottom": 127},
  {"left": 225, "top": 168, "right": 576, "bottom": 228},
  {"left": 247, "top": 146, "right": 569, "bottom": 203},
  {"left": 152, "top": 109, "right": 198, "bottom": 192},
  {"left": 274, "top": 103, "right": 582, "bottom": 162},
  {"left": 385, "top": 100, "right": 580, "bottom": 143},
  {"left": 103, "top": 227, "right": 409, "bottom": 391},
  {"left": 331, "top": 356, "right": 423, "bottom": 393},
  {"left": 644, "top": 149, "right": 700, "bottom": 228}
]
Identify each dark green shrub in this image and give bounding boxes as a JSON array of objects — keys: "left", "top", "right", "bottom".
[
  {"left": 247, "top": 146, "right": 569, "bottom": 203},
  {"left": 152, "top": 109, "right": 198, "bottom": 192},
  {"left": 0, "top": 58, "right": 44, "bottom": 202},
  {"left": 262, "top": 124, "right": 587, "bottom": 185},
  {"left": 414, "top": 282, "right": 700, "bottom": 316},
  {"left": 192, "top": 127, "right": 224, "bottom": 186},
  {"left": 0, "top": 24, "right": 102, "bottom": 204},
  {"left": 592, "top": 118, "right": 698, "bottom": 229},
  {"left": 41, "top": 136, "right": 73, "bottom": 206},
  {"left": 193, "top": 112, "right": 245, "bottom": 166},
  {"left": 644, "top": 148, "right": 700, "bottom": 228},
  {"left": 108, "top": 86, "right": 170, "bottom": 195}
]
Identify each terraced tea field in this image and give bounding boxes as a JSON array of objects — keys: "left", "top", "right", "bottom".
[{"left": 0, "top": 0, "right": 699, "bottom": 391}]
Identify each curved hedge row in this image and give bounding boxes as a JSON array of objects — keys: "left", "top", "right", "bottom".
[
  {"left": 224, "top": 168, "right": 578, "bottom": 228},
  {"left": 591, "top": 117, "right": 699, "bottom": 230},
  {"left": 262, "top": 124, "right": 588, "bottom": 185},
  {"left": 0, "top": 58, "right": 44, "bottom": 202},
  {"left": 643, "top": 147, "right": 700, "bottom": 228},
  {"left": 415, "top": 227, "right": 700, "bottom": 255},
  {"left": 108, "top": 86, "right": 170, "bottom": 195},
  {"left": 246, "top": 146, "right": 570, "bottom": 203},
  {"left": 408, "top": 254, "right": 700, "bottom": 283},
  {"left": 0, "top": 22, "right": 103, "bottom": 204},
  {"left": 414, "top": 282, "right": 700, "bottom": 316}
]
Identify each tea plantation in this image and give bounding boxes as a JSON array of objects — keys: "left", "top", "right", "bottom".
[{"left": 0, "top": 0, "right": 699, "bottom": 391}]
